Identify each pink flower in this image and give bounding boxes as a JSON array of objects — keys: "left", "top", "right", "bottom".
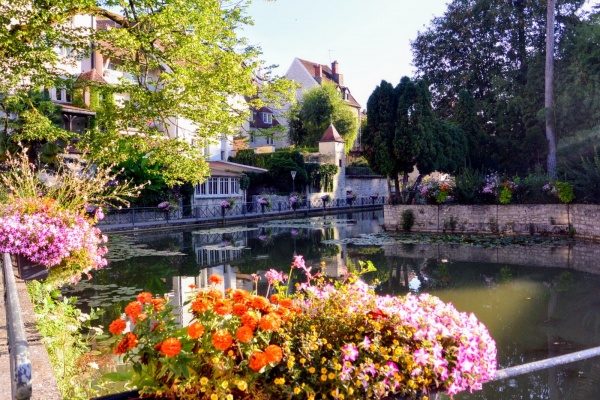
[{"left": 341, "top": 343, "right": 359, "bottom": 362}]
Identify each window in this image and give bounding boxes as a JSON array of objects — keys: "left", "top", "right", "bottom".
[
  {"left": 261, "top": 112, "right": 272, "bottom": 124},
  {"left": 266, "top": 136, "right": 274, "bottom": 145},
  {"left": 54, "top": 88, "right": 72, "bottom": 103},
  {"left": 55, "top": 88, "right": 62, "bottom": 101},
  {"left": 250, "top": 132, "right": 255, "bottom": 143},
  {"left": 220, "top": 178, "right": 229, "bottom": 194},
  {"left": 195, "top": 177, "right": 240, "bottom": 196}
]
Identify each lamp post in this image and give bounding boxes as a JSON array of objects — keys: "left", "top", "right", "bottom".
[{"left": 291, "top": 170, "right": 297, "bottom": 193}]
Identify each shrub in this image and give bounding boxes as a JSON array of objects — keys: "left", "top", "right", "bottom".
[
  {"left": 401, "top": 209, "right": 416, "bottom": 232},
  {"left": 453, "top": 168, "right": 486, "bottom": 204}
]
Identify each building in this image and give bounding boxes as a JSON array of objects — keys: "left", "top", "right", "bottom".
[{"left": 285, "top": 58, "right": 363, "bottom": 150}]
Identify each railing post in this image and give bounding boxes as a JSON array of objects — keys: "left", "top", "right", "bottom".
[{"left": 2, "top": 253, "right": 32, "bottom": 400}]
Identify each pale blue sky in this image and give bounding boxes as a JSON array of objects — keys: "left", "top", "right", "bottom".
[{"left": 242, "top": 0, "right": 452, "bottom": 109}]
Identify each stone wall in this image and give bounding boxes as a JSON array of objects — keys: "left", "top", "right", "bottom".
[
  {"left": 345, "top": 176, "right": 388, "bottom": 198},
  {"left": 385, "top": 204, "right": 600, "bottom": 240}
]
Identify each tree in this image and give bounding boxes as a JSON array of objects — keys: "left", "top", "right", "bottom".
[
  {"left": 363, "top": 80, "right": 403, "bottom": 193},
  {"left": 364, "top": 77, "right": 467, "bottom": 201},
  {"left": 453, "top": 89, "right": 491, "bottom": 170},
  {"left": 546, "top": 0, "right": 557, "bottom": 178},
  {"left": 288, "top": 83, "right": 358, "bottom": 152},
  {"left": 0, "top": 0, "right": 295, "bottom": 186},
  {"left": 411, "top": 0, "right": 587, "bottom": 174}
]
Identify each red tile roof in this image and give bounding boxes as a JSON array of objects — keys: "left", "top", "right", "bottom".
[
  {"left": 319, "top": 124, "right": 345, "bottom": 143},
  {"left": 296, "top": 58, "right": 361, "bottom": 109},
  {"left": 77, "top": 69, "right": 108, "bottom": 84}
]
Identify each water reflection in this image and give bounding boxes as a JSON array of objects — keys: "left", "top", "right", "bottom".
[{"left": 61, "top": 211, "right": 600, "bottom": 400}]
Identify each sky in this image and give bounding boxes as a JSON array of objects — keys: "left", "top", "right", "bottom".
[{"left": 241, "top": 0, "right": 452, "bottom": 109}]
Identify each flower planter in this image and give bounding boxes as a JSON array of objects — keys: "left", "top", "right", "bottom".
[{"left": 14, "top": 254, "right": 48, "bottom": 281}]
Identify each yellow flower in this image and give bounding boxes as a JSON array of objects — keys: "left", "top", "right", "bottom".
[
  {"left": 321, "top": 367, "right": 327, "bottom": 374},
  {"left": 321, "top": 357, "right": 327, "bottom": 364},
  {"left": 348, "top": 388, "right": 354, "bottom": 395},
  {"left": 236, "top": 380, "right": 247, "bottom": 391},
  {"left": 226, "top": 395, "right": 233, "bottom": 400},
  {"left": 294, "top": 387, "right": 301, "bottom": 395},
  {"left": 300, "top": 358, "right": 306, "bottom": 365},
  {"left": 211, "top": 395, "right": 218, "bottom": 400},
  {"left": 221, "top": 380, "right": 229, "bottom": 389},
  {"left": 308, "top": 366, "right": 316, "bottom": 374},
  {"left": 200, "top": 377, "right": 209, "bottom": 386},
  {"left": 320, "top": 374, "right": 327, "bottom": 381},
  {"left": 328, "top": 372, "right": 335, "bottom": 380},
  {"left": 327, "top": 343, "right": 333, "bottom": 349},
  {"left": 274, "top": 377, "right": 285, "bottom": 385}
]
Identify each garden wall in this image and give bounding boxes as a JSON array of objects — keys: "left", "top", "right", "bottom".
[{"left": 384, "top": 204, "right": 600, "bottom": 241}]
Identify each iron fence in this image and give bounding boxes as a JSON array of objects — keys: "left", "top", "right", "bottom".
[{"left": 97, "top": 196, "right": 386, "bottom": 226}]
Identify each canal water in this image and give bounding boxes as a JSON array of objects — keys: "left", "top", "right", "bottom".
[{"left": 62, "top": 210, "right": 600, "bottom": 399}]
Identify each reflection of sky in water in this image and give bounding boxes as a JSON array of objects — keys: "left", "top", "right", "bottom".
[{"left": 61, "top": 211, "right": 600, "bottom": 400}]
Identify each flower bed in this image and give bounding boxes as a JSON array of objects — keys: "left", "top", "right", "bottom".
[{"left": 107, "top": 256, "right": 496, "bottom": 399}]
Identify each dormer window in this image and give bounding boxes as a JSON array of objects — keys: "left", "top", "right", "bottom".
[
  {"left": 261, "top": 112, "right": 272, "bottom": 124},
  {"left": 54, "top": 88, "right": 72, "bottom": 103}
]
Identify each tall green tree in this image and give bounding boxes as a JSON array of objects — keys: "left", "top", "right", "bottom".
[
  {"left": 364, "top": 77, "right": 467, "bottom": 200},
  {"left": 0, "top": 0, "right": 294, "bottom": 186},
  {"left": 411, "top": 0, "right": 587, "bottom": 174},
  {"left": 363, "top": 80, "right": 403, "bottom": 192},
  {"left": 453, "top": 89, "right": 491, "bottom": 170},
  {"left": 288, "top": 83, "right": 358, "bottom": 152}
]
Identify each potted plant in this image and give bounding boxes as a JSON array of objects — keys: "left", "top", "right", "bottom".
[
  {"left": 370, "top": 193, "right": 379, "bottom": 205},
  {"left": 289, "top": 195, "right": 299, "bottom": 211},
  {"left": 258, "top": 197, "right": 271, "bottom": 213},
  {"left": 321, "top": 194, "right": 331, "bottom": 208},
  {"left": 346, "top": 191, "right": 356, "bottom": 206}
]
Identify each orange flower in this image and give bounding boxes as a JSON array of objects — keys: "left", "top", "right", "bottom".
[
  {"left": 278, "top": 298, "right": 293, "bottom": 309},
  {"left": 270, "top": 294, "right": 279, "bottom": 304},
  {"left": 264, "top": 344, "right": 283, "bottom": 364},
  {"left": 136, "top": 292, "right": 153, "bottom": 304},
  {"left": 212, "top": 329, "right": 233, "bottom": 350},
  {"left": 259, "top": 313, "right": 281, "bottom": 332},
  {"left": 248, "top": 351, "right": 268, "bottom": 372},
  {"left": 209, "top": 274, "right": 223, "bottom": 285},
  {"left": 232, "top": 289, "right": 250, "bottom": 304},
  {"left": 160, "top": 338, "right": 182, "bottom": 357},
  {"left": 251, "top": 295, "right": 270, "bottom": 311},
  {"left": 207, "top": 288, "right": 223, "bottom": 300},
  {"left": 191, "top": 298, "right": 211, "bottom": 314},
  {"left": 275, "top": 307, "right": 291, "bottom": 322},
  {"left": 233, "top": 303, "right": 248, "bottom": 317},
  {"left": 188, "top": 322, "right": 205, "bottom": 339},
  {"left": 189, "top": 283, "right": 197, "bottom": 289},
  {"left": 109, "top": 319, "right": 126, "bottom": 335},
  {"left": 151, "top": 298, "right": 166, "bottom": 312},
  {"left": 235, "top": 326, "right": 254, "bottom": 343},
  {"left": 125, "top": 301, "right": 143, "bottom": 320},
  {"left": 214, "top": 299, "right": 233, "bottom": 316},
  {"left": 241, "top": 311, "right": 259, "bottom": 330},
  {"left": 114, "top": 332, "right": 138, "bottom": 355}
]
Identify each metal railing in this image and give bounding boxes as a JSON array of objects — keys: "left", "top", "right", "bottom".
[
  {"left": 96, "top": 196, "right": 386, "bottom": 227},
  {"left": 2, "top": 253, "right": 32, "bottom": 400}
]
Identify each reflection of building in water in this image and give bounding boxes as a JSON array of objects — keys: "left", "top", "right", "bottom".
[
  {"left": 318, "top": 224, "right": 347, "bottom": 278},
  {"left": 193, "top": 229, "right": 254, "bottom": 267}
]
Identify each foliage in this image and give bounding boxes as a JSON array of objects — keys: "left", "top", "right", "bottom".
[
  {"left": 401, "top": 209, "right": 416, "bottom": 232},
  {"left": 28, "top": 280, "right": 104, "bottom": 399},
  {"left": 564, "top": 147, "right": 600, "bottom": 203},
  {"left": 0, "top": 0, "right": 295, "bottom": 185},
  {"left": 106, "top": 256, "right": 496, "bottom": 399},
  {"left": 419, "top": 178, "right": 453, "bottom": 205},
  {"left": 453, "top": 168, "right": 487, "bottom": 204},
  {"left": 554, "top": 181, "right": 575, "bottom": 204},
  {"left": 0, "top": 147, "right": 141, "bottom": 210},
  {"left": 411, "top": 0, "right": 591, "bottom": 174},
  {"left": 315, "top": 164, "right": 339, "bottom": 193},
  {"left": 288, "top": 83, "right": 358, "bottom": 153},
  {"left": 364, "top": 77, "right": 467, "bottom": 194}
]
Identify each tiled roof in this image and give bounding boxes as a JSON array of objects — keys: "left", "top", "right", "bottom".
[
  {"left": 209, "top": 161, "right": 267, "bottom": 177},
  {"left": 296, "top": 58, "right": 361, "bottom": 109},
  {"left": 54, "top": 102, "right": 96, "bottom": 116},
  {"left": 319, "top": 124, "right": 345, "bottom": 143},
  {"left": 249, "top": 107, "right": 281, "bottom": 129},
  {"left": 77, "top": 69, "right": 108, "bottom": 84}
]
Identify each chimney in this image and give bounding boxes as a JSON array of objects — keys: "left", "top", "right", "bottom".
[
  {"left": 314, "top": 64, "right": 322, "bottom": 84},
  {"left": 331, "top": 60, "right": 343, "bottom": 85}
]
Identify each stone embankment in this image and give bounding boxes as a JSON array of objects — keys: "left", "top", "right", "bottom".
[{"left": 384, "top": 204, "right": 600, "bottom": 241}]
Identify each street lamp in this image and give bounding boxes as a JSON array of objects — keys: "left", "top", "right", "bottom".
[{"left": 290, "top": 170, "right": 297, "bottom": 193}]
